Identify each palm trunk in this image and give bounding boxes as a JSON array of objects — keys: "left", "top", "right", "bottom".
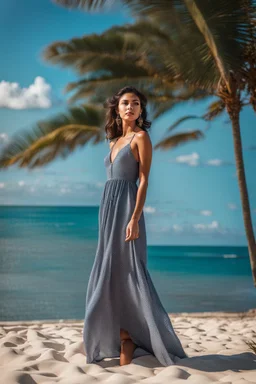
[{"left": 228, "top": 109, "right": 256, "bottom": 286}]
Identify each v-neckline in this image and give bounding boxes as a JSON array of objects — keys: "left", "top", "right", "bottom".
[
  {"left": 109, "top": 142, "right": 130, "bottom": 165},
  {"left": 109, "top": 134, "right": 135, "bottom": 165}
]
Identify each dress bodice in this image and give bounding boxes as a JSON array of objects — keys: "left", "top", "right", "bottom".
[{"left": 104, "top": 134, "right": 139, "bottom": 182}]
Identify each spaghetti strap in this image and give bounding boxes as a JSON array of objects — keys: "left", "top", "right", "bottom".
[{"left": 130, "top": 133, "right": 136, "bottom": 144}]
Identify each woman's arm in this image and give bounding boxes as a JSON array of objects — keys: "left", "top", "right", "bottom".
[{"left": 131, "top": 131, "right": 152, "bottom": 221}]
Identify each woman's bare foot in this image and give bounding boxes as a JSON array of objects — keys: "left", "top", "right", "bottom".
[{"left": 120, "top": 339, "right": 137, "bottom": 366}]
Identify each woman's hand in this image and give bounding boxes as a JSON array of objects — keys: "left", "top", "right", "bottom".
[{"left": 125, "top": 218, "right": 139, "bottom": 242}]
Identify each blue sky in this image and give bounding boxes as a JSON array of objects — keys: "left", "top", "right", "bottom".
[{"left": 0, "top": 0, "right": 256, "bottom": 245}]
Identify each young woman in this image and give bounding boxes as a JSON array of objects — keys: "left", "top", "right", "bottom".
[{"left": 83, "top": 86, "right": 188, "bottom": 366}]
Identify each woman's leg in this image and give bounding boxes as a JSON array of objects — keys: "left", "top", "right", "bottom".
[
  {"left": 120, "top": 328, "right": 131, "bottom": 341},
  {"left": 120, "top": 328, "right": 137, "bottom": 365}
]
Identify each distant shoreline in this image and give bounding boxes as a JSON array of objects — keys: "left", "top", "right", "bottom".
[{"left": 1, "top": 308, "right": 255, "bottom": 325}]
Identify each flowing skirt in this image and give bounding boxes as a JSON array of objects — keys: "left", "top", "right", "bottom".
[{"left": 83, "top": 179, "right": 188, "bottom": 366}]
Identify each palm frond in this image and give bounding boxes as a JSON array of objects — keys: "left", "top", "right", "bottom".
[
  {"left": 43, "top": 14, "right": 220, "bottom": 90},
  {"left": 167, "top": 116, "right": 203, "bottom": 132},
  {"left": 203, "top": 100, "right": 226, "bottom": 121},
  {"left": 53, "top": 0, "right": 111, "bottom": 11},
  {"left": 150, "top": 87, "right": 210, "bottom": 119},
  {"left": 67, "top": 76, "right": 181, "bottom": 105},
  {"left": 154, "top": 130, "right": 204, "bottom": 150},
  {"left": 42, "top": 20, "right": 173, "bottom": 78},
  {"left": 126, "top": 0, "right": 254, "bottom": 91},
  {"left": 0, "top": 105, "right": 105, "bottom": 169},
  {"left": 66, "top": 76, "right": 156, "bottom": 104},
  {"left": 163, "top": 98, "right": 226, "bottom": 133},
  {"left": 53, "top": 0, "right": 256, "bottom": 90}
]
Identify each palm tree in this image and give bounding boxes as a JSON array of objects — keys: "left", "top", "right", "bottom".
[
  {"left": 51, "top": 0, "right": 256, "bottom": 286},
  {"left": 0, "top": 1, "right": 255, "bottom": 285}
]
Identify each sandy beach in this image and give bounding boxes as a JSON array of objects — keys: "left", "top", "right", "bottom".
[{"left": 0, "top": 309, "right": 255, "bottom": 384}]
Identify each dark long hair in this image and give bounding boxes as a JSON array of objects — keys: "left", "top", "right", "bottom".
[{"left": 103, "top": 86, "right": 151, "bottom": 141}]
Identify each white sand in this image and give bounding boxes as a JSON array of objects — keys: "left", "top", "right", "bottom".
[{"left": 0, "top": 309, "right": 255, "bottom": 384}]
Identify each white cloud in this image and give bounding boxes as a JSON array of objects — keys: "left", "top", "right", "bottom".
[
  {"left": 173, "top": 224, "right": 183, "bottom": 232},
  {"left": 143, "top": 206, "right": 156, "bottom": 214},
  {"left": 59, "top": 187, "right": 71, "bottom": 194},
  {"left": 193, "top": 220, "right": 219, "bottom": 232},
  {"left": 150, "top": 220, "right": 227, "bottom": 235},
  {"left": 169, "top": 152, "right": 233, "bottom": 167},
  {"left": 182, "top": 220, "right": 227, "bottom": 234},
  {"left": 206, "top": 159, "right": 231, "bottom": 166},
  {"left": 228, "top": 203, "right": 237, "bottom": 210},
  {"left": 0, "top": 133, "right": 8, "bottom": 143},
  {"left": 206, "top": 159, "right": 222, "bottom": 166},
  {"left": 200, "top": 210, "right": 212, "bottom": 216},
  {"left": 148, "top": 219, "right": 243, "bottom": 237},
  {"left": 174, "top": 152, "right": 199, "bottom": 166},
  {"left": 0, "top": 77, "right": 52, "bottom": 109},
  {"left": 0, "top": 179, "right": 105, "bottom": 205}
]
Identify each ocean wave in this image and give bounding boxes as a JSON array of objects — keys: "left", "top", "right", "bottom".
[{"left": 223, "top": 254, "right": 238, "bottom": 258}]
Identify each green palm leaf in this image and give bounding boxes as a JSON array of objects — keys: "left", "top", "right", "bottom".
[
  {"left": 55, "top": 0, "right": 254, "bottom": 90},
  {"left": 0, "top": 105, "right": 104, "bottom": 169},
  {"left": 164, "top": 99, "right": 226, "bottom": 133},
  {"left": 53, "top": 0, "right": 109, "bottom": 11},
  {"left": 167, "top": 116, "right": 203, "bottom": 132},
  {"left": 203, "top": 100, "right": 226, "bottom": 121},
  {"left": 154, "top": 130, "right": 204, "bottom": 150}
]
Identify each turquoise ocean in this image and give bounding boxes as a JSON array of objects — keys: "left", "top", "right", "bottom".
[{"left": 0, "top": 206, "right": 255, "bottom": 321}]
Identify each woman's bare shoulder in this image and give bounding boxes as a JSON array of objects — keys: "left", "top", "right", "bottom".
[
  {"left": 134, "top": 130, "right": 151, "bottom": 143},
  {"left": 134, "top": 129, "right": 149, "bottom": 138}
]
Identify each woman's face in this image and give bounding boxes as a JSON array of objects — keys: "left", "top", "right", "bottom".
[{"left": 116, "top": 93, "right": 142, "bottom": 123}]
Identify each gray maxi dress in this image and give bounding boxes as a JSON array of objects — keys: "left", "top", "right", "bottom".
[{"left": 83, "top": 133, "right": 188, "bottom": 366}]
